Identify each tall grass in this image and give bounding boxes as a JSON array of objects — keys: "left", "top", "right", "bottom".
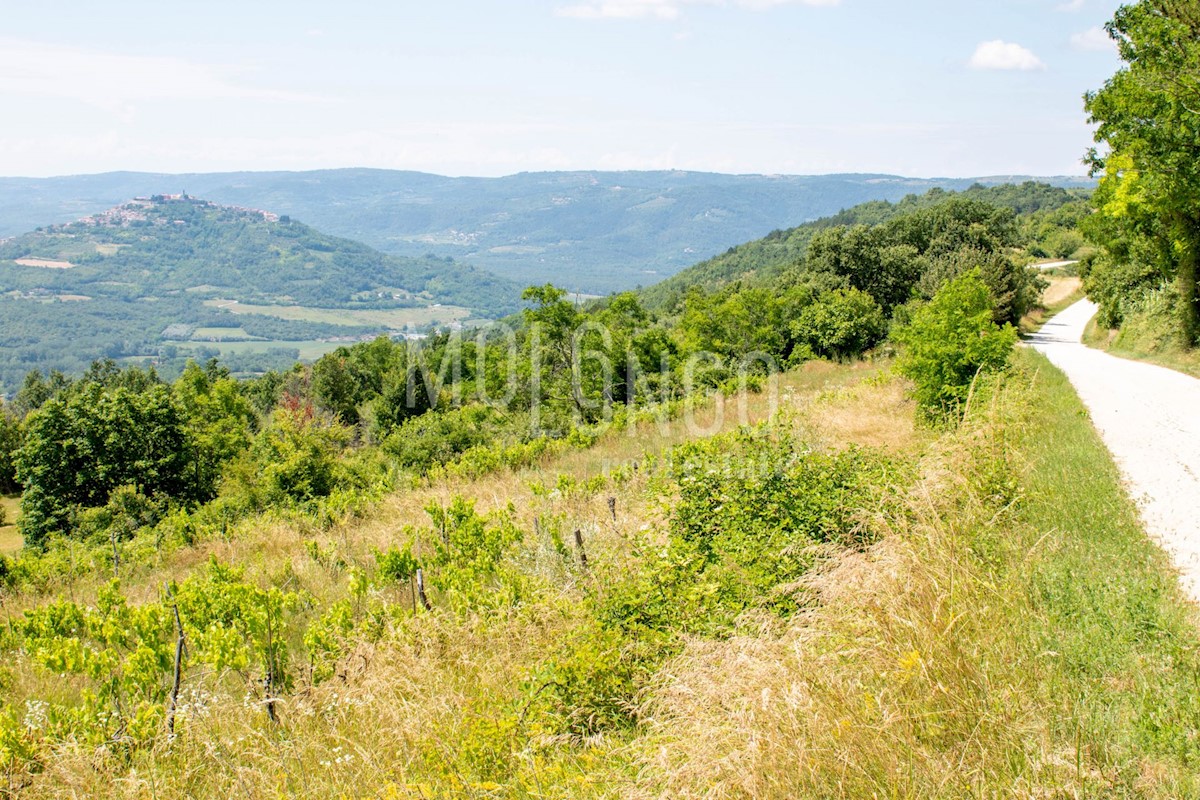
[
  {"left": 627, "top": 349, "right": 1200, "bottom": 797},
  {"left": 5, "top": 354, "right": 1200, "bottom": 797}
]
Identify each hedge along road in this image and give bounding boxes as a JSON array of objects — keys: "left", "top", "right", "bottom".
[{"left": 1029, "top": 299, "right": 1200, "bottom": 604}]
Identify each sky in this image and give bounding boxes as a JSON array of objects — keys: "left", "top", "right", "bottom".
[{"left": 0, "top": 0, "right": 1124, "bottom": 179}]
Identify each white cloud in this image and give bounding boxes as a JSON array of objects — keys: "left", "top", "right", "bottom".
[
  {"left": 969, "top": 40, "right": 1047, "bottom": 71},
  {"left": 1070, "top": 26, "right": 1116, "bottom": 52},
  {"left": 0, "top": 38, "right": 320, "bottom": 115},
  {"left": 1057, "top": 0, "right": 1085, "bottom": 11},
  {"left": 556, "top": 0, "right": 839, "bottom": 21}
]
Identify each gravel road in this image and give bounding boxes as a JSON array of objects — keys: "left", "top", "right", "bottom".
[{"left": 1029, "top": 300, "right": 1200, "bottom": 603}]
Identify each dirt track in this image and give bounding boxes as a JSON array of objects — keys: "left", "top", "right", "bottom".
[{"left": 1029, "top": 300, "right": 1200, "bottom": 603}]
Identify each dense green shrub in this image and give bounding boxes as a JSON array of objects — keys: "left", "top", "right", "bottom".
[
  {"left": 222, "top": 401, "right": 352, "bottom": 509},
  {"left": 381, "top": 405, "right": 506, "bottom": 473},
  {"left": 919, "top": 248, "right": 1045, "bottom": 326},
  {"left": 15, "top": 382, "right": 190, "bottom": 548},
  {"left": 793, "top": 287, "right": 887, "bottom": 360},
  {"left": 895, "top": 270, "right": 1018, "bottom": 422},
  {"left": 667, "top": 423, "right": 893, "bottom": 617}
]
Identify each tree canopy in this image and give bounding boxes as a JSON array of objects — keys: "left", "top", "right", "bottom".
[{"left": 1085, "top": 0, "right": 1200, "bottom": 342}]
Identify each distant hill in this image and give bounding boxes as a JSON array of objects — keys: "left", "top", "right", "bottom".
[
  {"left": 0, "top": 170, "right": 1095, "bottom": 295},
  {"left": 0, "top": 195, "right": 521, "bottom": 392}
]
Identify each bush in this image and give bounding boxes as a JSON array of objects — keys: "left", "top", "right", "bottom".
[
  {"left": 667, "top": 423, "right": 893, "bottom": 618},
  {"left": 793, "top": 287, "right": 887, "bottom": 361},
  {"left": 223, "top": 402, "right": 352, "bottom": 509},
  {"left": 895, "top": 270, "right": 1018, "bottom": 422}
]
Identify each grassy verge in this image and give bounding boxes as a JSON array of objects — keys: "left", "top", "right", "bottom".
[
  {"left": 1013, "top": 351, "right": 1200, "bottom": 794},
  {"left": 629, "top": 349, "right": 1200, "bottom": 797},
  {"left": 1083, "top": 314, "right": 1200, "bottom": 379}
]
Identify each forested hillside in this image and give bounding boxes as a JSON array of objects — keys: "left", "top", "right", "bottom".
[
  {"left": 0, "top": 196, "right": 520, "bottom": 392},
  {"left": 638, "top": 181, "right": 1088, "bottom": 311},
  {"left": 0, "top": 170, "right": 1094, "bottom": 294}
]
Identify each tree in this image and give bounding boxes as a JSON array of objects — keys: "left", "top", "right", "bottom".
[
  {"left": 15, "top": 382, "right": 190, "bottom": 547},
  {"left": 1085, "top": 1, "right": 1200, "bottom": 343},
  {"left": 894, "top": 271, "right": 1018, "bottom": 422},
  {"left": 173, "top": 361, "right": 258, "bottom": 501},
  {"left": 807, "top": 226, "right": 925, "bottom": 313},
  {"left": 0, "top": 401, "right": 20, "bottom": 495},
  {"left": 918, "top": 247, "right": 1044, "bottom": 326},
  {"left": 521, "top": 285, "right": 585, "bottom": 422},
  {"left": 226, "top": 402, "right": 351, "bottom": 508},
  {"left": 793, "top": 288, "right": 887, "bottom": 361}
]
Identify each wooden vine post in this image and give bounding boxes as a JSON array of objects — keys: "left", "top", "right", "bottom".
[
  {"left": 164, "top": 583, "right": 186, "bottom": 737},
  {"left": 416, "top": 568, "right": 433, "bottom": 611},
  {"left": 573, "top": 529, "right": 588, "bottom": 570}
]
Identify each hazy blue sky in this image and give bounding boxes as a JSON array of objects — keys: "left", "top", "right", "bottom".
[{"left": 0, "top": 0, "right": 1122, "bottom": 178}]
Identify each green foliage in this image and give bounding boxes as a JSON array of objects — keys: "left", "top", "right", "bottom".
[
  {"left": 15, "top": 379, "right": 190, "bottom": 548},
  {"left": 224, "top": 401, "right": 352, "bottom": 509},
  {"left": 919, "top": 248, "right": 1045, "bottom": 326},
  {"left": 807, "top": 225, "right": 925, "bottom": 313},
  {"left": 16, "top": 580, "right": 173, "bottom": 749},
  {"left": 173, "top": 360, "right": 258, "bottom": 501},
  {"left": 641, "top": 182, "right": 1079, "bottom": 310},
  {"left": 0, "top": 401, "right": 19, "bottom": 495},
  {"left": 1085, "top": 2, "right": 1200, "bottom": 343},
  {"left": 667, "top": 424, "right": 893, "bottom": 617},
  {"left": 173, "top": 559, "right": 300, "bottom": 693},
  {"left": 894, "top": 270, "right": 1018, "bottom": 422},
  {"left": 375, "top": 544, "right": 420, "bottom": 583},
  {"left": 381, "top": 405, "right": 508, "bottom": 473},
  {"left": 423, "top": 497, "right": 524, "bottom": 609},
  {"left": 793, "top": 287, "right": 887, "bottom": 360},
  {"left": 6, "top": 559, "right": 301, "bottom": 760},
  {"left": 528, "top": 423, "right": 897, "bottom": 739}
]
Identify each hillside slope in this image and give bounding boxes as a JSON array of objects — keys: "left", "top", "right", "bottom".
[
  {"left": 638, "top": 181, "right": 1090, "bottom": 310},
  {"left": 0, "top": 170, "right": 1094, "bottom": 294},
  {"left": 0, "top": 195, "right": 520, "bottom": 391},
  {"left": 3, "top": 356, "right": 1199, "bottom": 797}
]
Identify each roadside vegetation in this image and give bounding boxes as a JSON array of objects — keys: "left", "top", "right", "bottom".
[
  {"left": 1081, "top": 1, "right": 1200, "bottom": 364},
  {"left": 1, "top": 302, "right": 1196, "bottom": 796}
]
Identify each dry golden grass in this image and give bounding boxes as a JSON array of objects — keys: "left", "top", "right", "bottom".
[
  {"left": 797, "top": 374, "right": 928, "bottom": 457},
  {"left": 1041, "top": 276, "right": 1083, "bottom": 309},
  {"left": 2, "top": 361, "right": 893, "bottom": 798},
  {"left": 12, "top": 258, "right": 74, "bottom": 270},
  {"left": 611, "top": 357, "right": 1200, "bottom": 799},
  {"left": 11, "top": 356, "right": 1196, "bottom": 798},
  {"left": 624, "top": 387, "right": 1055, "bottom": 799},
  {"left": 0, "top": 496, "right": 20, "bottom": 554}
]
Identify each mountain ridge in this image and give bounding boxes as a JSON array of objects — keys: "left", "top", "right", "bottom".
[{"left": 0, "top": 169, "right": 1095, "bottom": 294}]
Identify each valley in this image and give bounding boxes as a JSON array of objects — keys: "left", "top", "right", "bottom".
[{"left": 0, "top": 170, "right": 1094, "bottom": 295}]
